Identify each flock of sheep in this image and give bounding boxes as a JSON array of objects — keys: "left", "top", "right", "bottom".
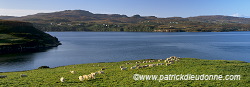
[
  {"left": 1, "top": 56, "right": 180, "bottom": 83},
  {"left": 120, "top": 56, "right": 180, "bottom": 70},
  {"left": 60, "top": 70, "right": 105, "bottom": 82}
]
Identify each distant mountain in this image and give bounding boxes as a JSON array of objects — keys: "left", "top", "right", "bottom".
[
  {"left": 0, "top": 16, "right": 16, "bottom": 19},
  {"left": 188, "top": 15, "right": 250, "bottom": 24},
  {"left": 1, "top": 10, "right": 250, "bottom": 32}
]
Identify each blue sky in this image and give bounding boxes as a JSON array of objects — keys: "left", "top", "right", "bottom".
[{"left": 0, "top": 0, "right": 250, "bottom": 18}]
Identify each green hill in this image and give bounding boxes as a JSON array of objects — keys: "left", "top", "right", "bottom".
[{"left": 0, "top": 20, "right": 61, "bottom": 54}]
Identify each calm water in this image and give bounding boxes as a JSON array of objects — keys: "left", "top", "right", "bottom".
[{"left": 0, "top": 32, "right": 250, "bottom": 72}]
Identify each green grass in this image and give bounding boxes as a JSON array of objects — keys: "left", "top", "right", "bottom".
[
  {"left": 0, "top": 34, "right": 28, "bottom": 45},
  {"left": 0, "top": 58, "right": 249, "bottom": 87}
]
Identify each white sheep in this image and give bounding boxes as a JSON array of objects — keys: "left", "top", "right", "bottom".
[
  {"left": 120, "top": 66, "right": 124, "bottom": 68},
  {"left": 20, "top": 74, "right": 27, "bottom": 77},
  {"left": 0, "top": 75, "right": 7, "bottom": 78},
  {"left": 98, "top": 71, "right": 104, "bottom": 74},
  {"left": 158, "top": 59, "right": 162, "bottom": 62},
  {"left": 70, "top": 71, "right": 75, "bottom": 74},
  {"left": 79, "top": 76, "right": 84, "bottom": 81},
  {"left": 88, "top": 74, "right": 95, "bottom": 79},
  {"left": 91, "top": 72, "right": 97, "bottom": 76},
  {"left": 121, "top": 67, "right": 127, "bottom": 70},
  {"left": 130, "top": 66, "right": 136, "bottom": 69},
  {"left": 60, "top": 77, "right": 65, "bottom": 82},
  {"left": 83, "top": 75, "right": 89, "bottom": 80},
  {"left": 149, "top": 64, "right": 155, "bottom": 67}
]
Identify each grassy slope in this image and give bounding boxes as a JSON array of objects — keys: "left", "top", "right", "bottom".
[
  {"left": 0, "top": 58, "right": 249, "bottom": 87},
  {"left": 0, "top": 20, "right": 60, "bottom": 47},
  {"left": 0, "top": 34, "right": 30, "bottom": 45}
]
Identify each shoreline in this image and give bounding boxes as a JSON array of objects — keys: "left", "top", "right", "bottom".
[{"left": 1, "top": 58, "right": 248, "bottom": 73}]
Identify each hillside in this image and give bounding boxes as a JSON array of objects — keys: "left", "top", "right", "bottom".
[
  {"left": 0, "top": 20, "right": 61, "bottom": 54},
  {"left": 2, "top": 10, "right": 250, "bottom": 32},
  {"left": 0, "top": 58, "right": 249, "bottom": 86}
]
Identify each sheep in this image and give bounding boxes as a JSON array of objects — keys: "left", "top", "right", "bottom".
[
  {"left": 137, "top": 66, "right": 143, "bottom": 69},
  {"left": 0, "top": 75, "right": 7, "bottom": 78},
  {"left": 166, "top": 58, "right": 171, "bottom": 61},
  {"left": 149, "top": 64, "right": 156, "bottom": 67},
  {"left": 164, "top": 60, "right": 168, "bottom": 63},
  {"left": 158, "top": 59, "right": 163, "bottom": 62},
  {"left": 91, "top": 72, "right": 97, "bottom": 76},
  {"left": 20, "top": 74, "right": 28, "bottom": 77},
  {"left": 120, "top": 66, "right": 124, "bottom": 68},
  {"left": 79, "top": 76, "right": 84, "bottom": 81},
  {"left": 130, "top": 66, "right": 136, "bottom": 69},
  {"left": 121, "top": 67, "right": 127, "bottom": 70},
  {"left": 88, "top": 74, "right": 95, "bottom": 79},
  {"left": 98, "top": 71, "right": 104, "bottom": 74},
  {"left": 142, "top": 65, "right": 148, "bottom": 68},
  {"left": 60, "top": 77, "right": 65, "bottom": 82},
  {"left": 83, "top": 75, "right": 89, "bottom": 80},
  {"left": 70, "top": 71, "right": 75, "bottom": 74}
]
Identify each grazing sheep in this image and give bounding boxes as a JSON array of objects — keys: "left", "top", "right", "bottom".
[
  {"left": 125, "top": 62, "right": 130, "bottom": 65},
  {"left": 120, "top": 66, "right": 124, "bottom": 68},
  {"left": 121, "top": 67, "right": 127, "bottom": 70},
  {"left": 98, "top": 71, "right": 104, "bottom": 74},
  {"left": 79, "top": 76, "right": 84, "bottom": 81},
  {"left": 91, "top": 72, "right": 97, "bottom": 76},
  {"left": 142, "top": 65, "right": 148, "bottom": 68},
  {"left": 60, "top": 77, "right": 65, "bottom": 82},
  {"left": 83, "top": 75, "right": 89, "bottom": 80},
  {"left": 130, "top": 66, "right": 136, "bottom": 69},
  {"left": 20, "top": 74, "right": 28, "bottom": 77},
  {"left": 0, "top": 75, "right": 7, "bottom": 78},
  {"left": 88, "top": 74, "right": 95, "bottom": 79},
  {"left": 142, "top": 61, "right": 146, "bottom": 63},
  {"left": 70, "top": 71, "right": 75, "bottom": 74},
  {"left": 158, "top": 59, "right": 162, "bottom": 62},
  {"left": 149, "top": 64, "right": 156, "bottom": 67},
  {"left": 164, "top": 60, "right": 168, "bottom": 63}
]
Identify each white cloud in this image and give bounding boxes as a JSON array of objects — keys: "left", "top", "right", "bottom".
[{"left": 0, "top": 8, "right": 56, "bottom": 17}]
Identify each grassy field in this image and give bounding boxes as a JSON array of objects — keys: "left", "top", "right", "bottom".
[
  {"left": 0, "top": 58, "right": 249, "bottom": 87},
  {"left": 0, "top": 34, "right": 28, "bottom": 45}
]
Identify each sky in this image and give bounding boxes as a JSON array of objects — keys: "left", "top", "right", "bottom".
[{"left": 0, "top": 0, "right": 250, "bottom": 18}]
